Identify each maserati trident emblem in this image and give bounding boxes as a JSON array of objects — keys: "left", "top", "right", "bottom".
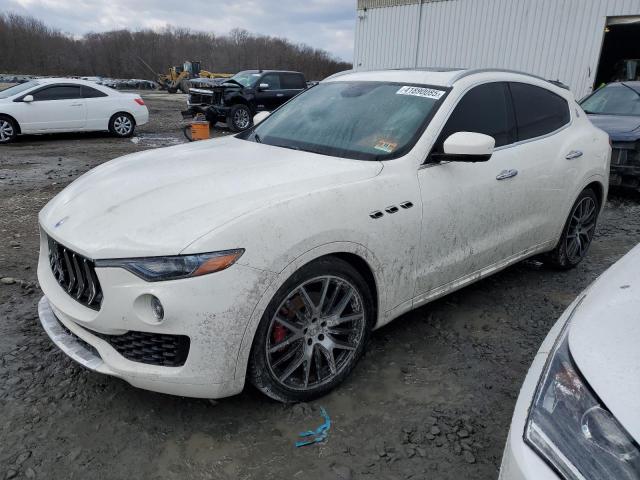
[{"left": 54, "top": 216, "right": 69, "bottom": 228}]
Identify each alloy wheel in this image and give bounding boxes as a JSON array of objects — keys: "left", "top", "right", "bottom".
[
  {"left": 265, "top": 276, "right": 367, "bottom": 391},
  {"left": 565, "top": 196, "right": 597, "bottom": 263},
  {"left": 113, "top": 116, "right": 133, "bottom": 135},
  {"left": 0, "top": 120, "right": 14, "bottom": 142},
  {"left": 234, "top": 109, "right": 250, "bottom": 130}
]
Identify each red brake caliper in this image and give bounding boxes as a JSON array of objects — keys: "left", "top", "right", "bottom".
[{"left": 273, "top": 324, "right": 287, "bottom": 344}]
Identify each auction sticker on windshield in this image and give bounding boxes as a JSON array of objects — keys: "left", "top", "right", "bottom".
[
  {"left": 374, "top": 139, "right": 398, "bottom": 153},
  {"left": 396, "top": 86, "right": 445, "bottom": 100}
]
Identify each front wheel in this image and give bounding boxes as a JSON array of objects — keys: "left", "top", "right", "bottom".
[
  {"left": 109, "top": 113, "right": 135, "bottom": 138},
  {"left": 227, "top": 104, "right": 252, "bottom": 132},
  {"left": 0, "top": 116, "right": 18, "bottom": 144},
  {"left": 249, "top": 257, "right": 374, "bottom": 403},
  {"left": 546, "top": 188, "right": 599, "bottom": 269}
]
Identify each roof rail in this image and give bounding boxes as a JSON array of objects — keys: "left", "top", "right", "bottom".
[{"left": 449, "top": 68, "right": 570, "bottom": 90}]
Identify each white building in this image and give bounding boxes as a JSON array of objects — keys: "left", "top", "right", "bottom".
[{"left": 354, "top": 0, "right": 640, "bottom": 97}]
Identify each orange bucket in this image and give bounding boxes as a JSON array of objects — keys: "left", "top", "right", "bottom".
[{"left": 190, "top": 120, "right": 210, "bottom": 141}]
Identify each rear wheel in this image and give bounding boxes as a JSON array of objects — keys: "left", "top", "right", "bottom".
[
  {"left": 0, "top": 116, "right": 18, "bottom": 144},
  {"left": 227, "top": 104, "right": 252, "bottom": 132},
  {"left": 249, "top": 257, "right": 374, "bottom": 403},
  {"left": 546, "top": 188, "right": 599, "bottom": 269},
  {"left": 109, "top": 113, "right": 135, "bottom": 138}
]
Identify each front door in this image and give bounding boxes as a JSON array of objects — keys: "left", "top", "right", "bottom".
[
  {"left": 18, "top": 85, "right": 86, "bottom": 132},
  {"left": 414, "top": 82, "right": 527, "bottom": 298},
  {"left": 255, "top": 73, "right": 285, "bottom": 111}
]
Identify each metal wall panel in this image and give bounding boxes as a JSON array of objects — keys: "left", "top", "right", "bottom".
[{"left": 354, "top": 0, "right": 640, "bottom": 97}]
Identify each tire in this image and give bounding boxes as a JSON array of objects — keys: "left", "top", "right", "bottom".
[
  {"left": 227, "top": 104, "right": 252, "bottom": 132},
  {"left": 249, "top": 257, "right": 374, "bottom": 403},
  {"left": 545, "top": 188, "right": 599, "bottom": 269},
  {"left": 0, "top": 116, "right": 18, "bottom": 144},
  {"left": 108, "top": 113, "right": 136, "bottom": 138},
  {"left": 167, "top": 87, "right": 178, "bottom": 94}
]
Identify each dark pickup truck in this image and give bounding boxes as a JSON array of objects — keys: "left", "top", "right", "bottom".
[{"left": 186, "top": 70, "right": 307, "bottom": 131}]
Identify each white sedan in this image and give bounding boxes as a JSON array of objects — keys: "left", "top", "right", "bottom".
[
  {"left": 36, "top": 68, "right": 610, "bottom": 402},
  {"left": 500, "top": 243, "right": 640, "bottom": 479},
  {"left": 0, "top": 78, "right": 149, "bottom": 143}
]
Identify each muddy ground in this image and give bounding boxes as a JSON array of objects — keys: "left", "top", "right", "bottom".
[{"left": 1, "top": 92, "right": 639, "bottom": 480}]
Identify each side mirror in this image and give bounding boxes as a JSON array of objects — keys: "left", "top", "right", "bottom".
[
  {"left": 432, "top": 132, "right": 495, "bottom": 163},
  {"left": 253, "top": 111, "right": 271, "bottom": 125},
  {"left": 23, "top": 95, "right": 34, "bottom": 103},
  {"left": 258, "top": 83, "right": 269, "bottom": 91}
]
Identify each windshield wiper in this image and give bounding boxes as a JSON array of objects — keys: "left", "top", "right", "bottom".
[{"left": 253, "top": 132, "right": 262, "bottom": 143}]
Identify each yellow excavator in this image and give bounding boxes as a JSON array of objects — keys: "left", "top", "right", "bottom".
[{"left": 156, "top": 61, "right": 232, "bottom": 93}]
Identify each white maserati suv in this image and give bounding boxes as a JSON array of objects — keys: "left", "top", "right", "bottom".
[
  {"left": 500, "top": 243, "right": 640, "bottom": 480},
  {"left": 36, "top": 68, "right": 610, "bottom": 402},
  {"left": 0, "top": 78, "right": 149, "bottom": 143}
]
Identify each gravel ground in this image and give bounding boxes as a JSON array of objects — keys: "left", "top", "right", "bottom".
[{"left": 1, "top": 92, "right": 640, "bottom": 480}]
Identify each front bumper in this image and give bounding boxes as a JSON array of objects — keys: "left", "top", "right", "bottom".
[{"left": 37, "top": 233, "right": 276, "bottom": 398}]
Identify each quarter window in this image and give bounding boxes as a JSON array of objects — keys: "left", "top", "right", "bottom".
[
  {"left": 509, "top": 83, "right": 570, "bottom": 141},
  {"left": 434, "top": 82, "right": 515, "bottom": 151},
  {"left": 81, "top": 86, "right": 107, "bottom": 98},
  {"left": 32, "top": 85, "right": 81, "bottom": 101}
]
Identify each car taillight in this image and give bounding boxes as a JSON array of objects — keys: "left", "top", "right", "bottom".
[{"left": 134, "top": 98, "right": 145, "bottom": 106}]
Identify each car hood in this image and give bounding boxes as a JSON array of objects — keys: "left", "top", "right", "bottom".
[
  {"left": 569, "top": 244, "right": 640, "bottom": 442},
  {"left": 587, "top": 114, "right": 640, "bottom": 141},
  {"left": 39, "top": 136, "right": 382, "bottom": 259}
]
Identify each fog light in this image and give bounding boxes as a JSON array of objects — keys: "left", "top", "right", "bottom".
[{"left": 150, "top": 296, "right": 164, "bottom": 320}]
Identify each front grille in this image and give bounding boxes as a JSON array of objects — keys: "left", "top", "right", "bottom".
[
  {"left": 188, "top": 92, "right": 210, "bottom": 105},
  {"left": 212, "top": 90, "right": 223, "bottom": 105},
  {"left": 93, "top": 330, "right": 190, "bottom": 367},
  {"left": 47, "top": 236, "right": 103, "bottom": 310},
  {"left": 612, "top": 142, "right": 640, "bottom": 166}
]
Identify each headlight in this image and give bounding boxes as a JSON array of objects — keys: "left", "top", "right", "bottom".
[
  {"left": 525, "top": 304, "right": 640, "bottom": 480},
  {"left": 95, "top": 249, "right": 244, "bottom": 282}
]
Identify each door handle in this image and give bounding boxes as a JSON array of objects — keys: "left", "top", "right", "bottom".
[
  {"left": 276, "top": 93, "right": 284, "bottom": 97},
  {"left": 70, "top": 103, "right": 83, "bottom": 107},
  {"left": 565, "top": 150, "right": 583, "bottom": 160},
  {"left": 496, "top": 169, "right": 518, "bottom": 180}
]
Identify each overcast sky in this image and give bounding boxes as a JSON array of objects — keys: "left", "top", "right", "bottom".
[{"left": 1, "top": 0, "right": 356, "bottom": 61}]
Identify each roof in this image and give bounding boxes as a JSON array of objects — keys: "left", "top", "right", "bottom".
[
  {"left": 324, "top": 68, "right": 567, "bottom": 90},
  {"left": 325, "top": 68, "right": 467, "bottom": 86}
]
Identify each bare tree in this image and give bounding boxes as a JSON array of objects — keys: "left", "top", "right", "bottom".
[{"left": 0, "top": 13, "right": 352, "bottom": 80}]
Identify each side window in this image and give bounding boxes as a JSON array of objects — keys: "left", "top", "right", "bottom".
[
  {"left": 81, "top": 86, "right": 107, "bottom": 98},
  {"left": 509, "top": 83, "right": 570, "bottom": 141},
  {"left": 32, "top": 86, "right": 81, "bottom": 101},
  {"left": 260, "top": 74, "right": 281, "bottom": 90},
  {"left": 434, "top": 82, "right": 515, "bottom": 152},
  {"left": 280, "top": 73, "right": 306, "bottom": 90}
]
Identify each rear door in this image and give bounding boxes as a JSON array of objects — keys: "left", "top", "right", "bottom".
[
  {"left": 19, "top": 85, "right": 85, "bottom": 132},
  {"left": 278, "top": 73, "right": 306, "bottom": 105},
  {"left": 506, "top": 82, "right": 573, "bottom": 245}
]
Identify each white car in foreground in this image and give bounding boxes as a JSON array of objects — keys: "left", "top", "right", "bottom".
[
  {"left": 0, "top": 78, "right": 149, "bottom": 143},
  {"left": 37, "top": 68, "right": 610, "bottom": 402},
  {"left": 500, "top": 243, "right": 640, "bottom": 480}
]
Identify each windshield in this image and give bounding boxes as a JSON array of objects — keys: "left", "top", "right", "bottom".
[
  {"left": 249, "top": 81, "right": 447, "bottom": 160},
  {"left": 228, "top": 72, "right": 261, "bottom": 87},
  {"left": 0, "top": 80, "right": 40, "bottom": 99},
  {"left": 581, "top": 83, "right": 640, "bottom": 116}
]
